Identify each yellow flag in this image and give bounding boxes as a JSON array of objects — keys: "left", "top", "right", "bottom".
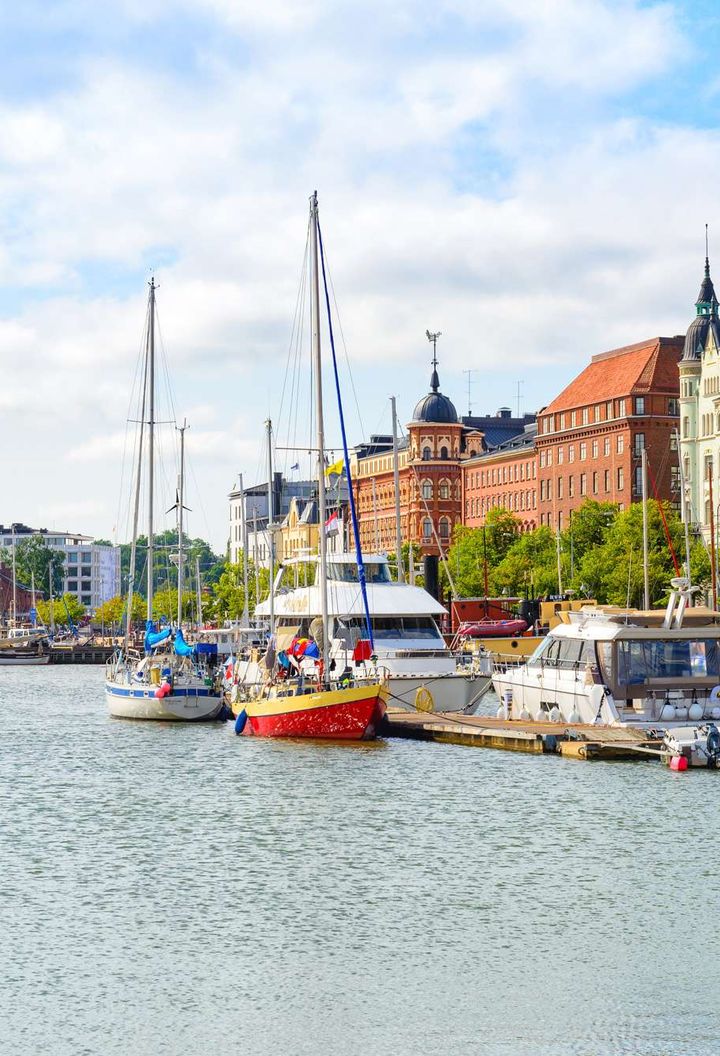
[{"left": 325, "top": 457, "right": 344, "bottom": 479}]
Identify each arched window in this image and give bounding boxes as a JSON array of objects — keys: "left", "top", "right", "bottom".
[
  {"left": 421, "top": 479, "right": 433, "bottom": 500},
  {"left": 440, "top": 446, "right": 449, "bottom": 460},
  {"left": 439, "top": 517, "right": 450, "bottom": 539},
  {"left": 438, "top": 479, "right": 449, "bottom": 500},
  {"left": 422, "top": 446, "right": 432, "bottom": 461},
  {"left": 422, "top": 518, "right": 433, "bottom": 540}
]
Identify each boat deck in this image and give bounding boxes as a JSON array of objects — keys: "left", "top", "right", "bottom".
[{"left": 383, "top": 707, "right": 661, "bottom": 761}]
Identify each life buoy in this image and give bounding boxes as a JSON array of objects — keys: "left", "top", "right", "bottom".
[{"left": 415, "top": 687, "right": 434, "bottom": 713}]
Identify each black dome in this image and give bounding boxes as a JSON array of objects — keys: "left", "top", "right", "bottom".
[
  {"left": 412, "top": 391, "right": 459, "bottom": 423},
  {"left": 683, "top": 314, "right": 720, "bottom": 361}
]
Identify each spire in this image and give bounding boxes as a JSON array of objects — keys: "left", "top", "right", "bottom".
[
  {"left": 426, "top": 329, "right": 441, "bottom": 391},
  {"left": 697, "top": 225, "right": 718, "bottom": 315}
]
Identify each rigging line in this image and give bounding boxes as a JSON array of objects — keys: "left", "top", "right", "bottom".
[
  {"left": 115, "top": 300, "right": 151, "bottom": 545},
  {"left": 321, "top": 237, "right": 366, "bottom": 440},
  {"left": 645, "top": 455, "right": 681, "bottom": 576},
  {"left": 277, "top": 215, "right": 312, "bottom": 442},
  {"left": 317, "top": 214, "right": 373, "bottom": 649}
]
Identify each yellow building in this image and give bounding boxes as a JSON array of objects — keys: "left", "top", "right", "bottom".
[{"left": 280, "top": 498, "right": 320, "bottom": 560}]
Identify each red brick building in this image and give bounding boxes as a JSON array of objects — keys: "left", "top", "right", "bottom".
[
  {"left": 354, "top": 359, "right": 531, "bottom": 558},
  {"left": 0, "top": 564, "right": 35, "bottom": 621},
  {"left": 462, "top": 425, "right": 538, "bottom": 531},
  {"left": 535, "top": 336, "right": 682, "bottom": 530}
]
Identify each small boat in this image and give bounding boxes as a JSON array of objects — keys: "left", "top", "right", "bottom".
[
  {"left": 0, "top": 649, "right": 50, "bottom": 666},
  {"left": 234, "top": 193, "right": 385, "bottom": 739},
  {"left": 457, "top": 619, "right": 528, "bottom": 639},
  {"left": 662, "top": 723, "right": 720, "bottom": 769},
  {"left": 105, "top": 280, "right": 223, "bottom": 722}
]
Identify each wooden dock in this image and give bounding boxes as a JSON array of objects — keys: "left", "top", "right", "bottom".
[
  {"left": 383, "top": 708, "right": 661, "bottom": 762},
  {"left": 48, "top": 645, "right": 115, "bottom": 665}
]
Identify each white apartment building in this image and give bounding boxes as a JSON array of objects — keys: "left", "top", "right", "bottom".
[{"left": 0, "top": 524, "right": 121, "bottom": 611}]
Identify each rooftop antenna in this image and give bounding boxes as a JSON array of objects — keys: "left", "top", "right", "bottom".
[
  {"left": 463, "top": 369, "right": 477, "bottom": 416},
  {"left": 516, "top": 380, "right": 524, "bottom": 418}
]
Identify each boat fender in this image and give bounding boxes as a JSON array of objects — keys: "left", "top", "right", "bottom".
[
  {"left": 710, "top": 686, "right": 720, "bottom": 706},
  {"left": 707, "top": 723, "right": 720, "bottom": 759},
  {"left": 548, "top": 706, "right": 561, "bottom": 722},
  {"left": 234, "top": 709, "right": 247, "bottom": 735},
  {"left": 519, "top": 707, "right": 531, "bottom": 720},
  {"left": 154, "top": 682, "right": 172, "bottom": 699},
  {"left": 669, "top": 754, "right": 688, "bottom": 772},
  {"left": 688, "top": 702, "right": 704, "bottom": 722},
  {"left": 568, "top": 709, "right": 581, "bottom": 724}
]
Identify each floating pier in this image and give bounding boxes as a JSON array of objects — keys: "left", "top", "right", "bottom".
[
  {"left": 48, "top": 645, "right": 115, "bottom": 665},
  {"left": 383, "top": 708, "right": 662, "bottom": 762}
]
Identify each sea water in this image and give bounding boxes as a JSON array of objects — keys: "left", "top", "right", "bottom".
[{"left": 1, "top": 665, "right": 718, "bottom": 1055}]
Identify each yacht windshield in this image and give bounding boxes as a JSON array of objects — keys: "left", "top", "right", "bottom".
[
  {"left": 327, "top": 562, "right": 391, "bottom": 584},
  {"left": 338, "top": 616, "right": 443, "bottom": 642},
  {"left": 616, "top": 639, "right": 720, "bottom": 685}
]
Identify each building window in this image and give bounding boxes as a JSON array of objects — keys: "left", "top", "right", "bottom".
[
  {"left": 571, "top": 411, "right": 577, "bottom": 427},
  {"left": 606, "top": 401, "right": 613, "bottom": 420},
  {"left": 604, "top": 469, "right": 610, "bottom": 492},
  {"left": 619, "top": 399, "right": 627, "bottom": 417},
  {"left": 580, "top": 473, "right": 587, "bottom": 496},
  {"left": 439, "top": 517, "right": 450, "bottom": 540},
  {"left": 422, "top": 480, "right": 433, "bottom": 500},
  {"left": 568, "top": 445, "right": 575, "bottom": 463},
  {"left": 422, "top": 447, "right": 432, "bottom": 461},
  {"left": 558, "top": 476, "right": 564, "bottom": 499},
  {"left": 704, "top": 454, "right": 714, "bottom": 480},
  {"left": 81, "top": 596, "right": 91, "bottom": 606},
  {"left": 582, "top": 407, "right": 589, "bottom": 425},
  {"left": 668, "top": 398, "right": 679, "bottom": 416},
  {"left": 440, "top": 446, "right": 449, "bottom": 460},
  {"left": 568, "top": 475, "right": 574, "bottom": 498},
  {"left": 422, "top": 518, "right": 433, "bottom": 540},
  {"left": 633, "top": 466, "right": 642, "bottom": 496},
  {"left": 591, "top": 440, "right": 598, "bottom": 459},
  {"left": 604, "top": 437, "right": 610, "bottom": 456},
  {"left": 634, "top": 433, "right": 645, "bottom": 455},
  {"left": 617, "top": 467, "right": 624, "bottom": 490},
  {"left": 67, "top": 580, "right": 78, "bottom": 591},
  {"left": 539, "top": 450, "right": 546, "bottom": 468},
  {"left": 439, "top": 480, "right": 449, "bottom": 499},
  {"left": 558, "top": 447, "right": 564, "bottom": 464},
  {"left": 634, "top": 396, "right": 645, "bottom": 415},
  {"left": 592, "top": 471, "right": 598, "bottom": 494},
  {"left": 67, "top": 552, "right": 78, "bottom": 563},
  {"left": 579, "top": 442, "right": 587, "bottom": 461},
  {"left": 617, "top": 435, "right": 624, "bottom": 454}
]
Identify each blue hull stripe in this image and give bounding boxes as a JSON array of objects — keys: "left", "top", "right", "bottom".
[{"left": 106, "top": 685, "right": 217, "bottom": 699}]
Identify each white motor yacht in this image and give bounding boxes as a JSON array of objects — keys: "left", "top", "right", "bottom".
[
  {"left": 236, "top": 552, "right": 491, "bottom": 713},
  {"left": 492, "top": 578, "right": 720, "bottom": 729}
]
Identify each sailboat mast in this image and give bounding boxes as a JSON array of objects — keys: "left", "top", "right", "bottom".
[
  {"left": 11, "top": 527, "right": 16, "bottom": 626},
  {"left": 239, "top": 473, "right": 249, "bottom": 625},
  {"left": 48, "top": 563, "right": 55, "bottom": 635},
  {"left": 266, "top": 419, "right": 275, "bottom": 637},
  {"left": 147, "top": 277, "right": 156, "bottom": 621},
  {"left": 391, "top": 396, "right": 404, "bottom": 582},
  {"left": 177, "top": 418, "right": 187, "bottom": 628},
  {"left": 641, "top": 448, "right": 650, "bottom": 609},
  {"left": 310, "top": 191, "right": 330, "bottom": 675},
  {"left": 125, "top": 333, "right": 148, "bottom": 649}
]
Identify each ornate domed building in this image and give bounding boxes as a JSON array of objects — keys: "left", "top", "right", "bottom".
[{"left": 679, "top": 250, "right": 720, "bottom": 536}]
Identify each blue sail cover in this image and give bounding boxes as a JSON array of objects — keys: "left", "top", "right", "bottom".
[
  {"left": 173, "top": 628, "right": 195, "bottom": 658},
  {"left": 144, "top": 619, "right": 172, "bottom": 654}
]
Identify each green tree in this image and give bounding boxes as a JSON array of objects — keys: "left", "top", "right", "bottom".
[
  {"left": 119, "top": 531, "right": 224, "bottom": 597},
  {"left": 445, "top": 508, "right": 520, "bottom": 597},
  {"left": 94, "top": 594, "right": 146, "bottom": 628},
  {"left": 490, "top": 526, "right": 559, "bottom": 597},
  {"left": 14, "top": 535, "right": 65, "bottom": 594},
  {"left": 209, "top": 559, "right": 270, "bottom": 620},
  {"left": 36, "top": 594, "right": 86, "bottom": 627}
]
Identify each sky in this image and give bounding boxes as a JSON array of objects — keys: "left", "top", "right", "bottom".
[{"left": 2, "top": 0, "right": 720, "bottom": 553}]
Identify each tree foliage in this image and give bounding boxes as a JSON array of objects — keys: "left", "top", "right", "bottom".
[
  {"left": 36, "top": 594, "right": 86, "bottom": 627},
  {"left": 14, "top": 535, "right": 65, "bottom": 594}
]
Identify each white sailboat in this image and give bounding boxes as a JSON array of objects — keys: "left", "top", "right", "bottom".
[{"left": 105, "top": 279, "right": 223, "bottom": 721}]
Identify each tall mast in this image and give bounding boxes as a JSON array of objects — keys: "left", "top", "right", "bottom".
[
  {"left": 641, "top": 448, "right": 650, "bottom": 609},
  {"left": 266, "top": 419, "right": 275, "bottom": 637},
  {"left": 147, "top": 277, "right": 156, "bottom": 621},
  {"left": 31, "top": 572, "right": 36, "bottom": 625},
  {"left": 125, "top": 325, "right": 148, "bottom": 649},
  {"left": 176, "top": 418, "right": 188, "bottom": 628},
  {"left": 195, "top": 555, "right": 203, "bottom": 625},
  {"left": 675, "top": 429, "right": 692, "bottom": 579},
  {"left": 391, "top": 396, "right": 404, "bottom": 582},
  {"left": 239, "top": 473, "right": 249, "bottom": 625},
  {"left": 48, "top": 563, "right": 55, "bottom": 635},
  {"left": 310, "top": 191, "right": 329, "bottom": 676},
  {"left": 252, "top": 506, "right": 260, "bottom": 610},
  {"left": 11, "top": 526, "right": 16, "bottom": 626}
]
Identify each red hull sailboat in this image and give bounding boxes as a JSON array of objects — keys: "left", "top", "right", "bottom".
[{"left": 241, "top": 682, "right": 387, "bottom": 740}]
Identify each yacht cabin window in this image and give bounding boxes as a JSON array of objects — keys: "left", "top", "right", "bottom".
[{"left": 615, "top": 639, "right": 720, "bottom": 685}]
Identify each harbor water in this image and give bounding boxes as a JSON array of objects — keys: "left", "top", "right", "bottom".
[{"left": 1, "top": 665, "right": 718, "bottom": 1055}]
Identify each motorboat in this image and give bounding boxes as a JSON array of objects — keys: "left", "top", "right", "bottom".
[{"left": 492, "top": 577, "right": 720, "bottom": 729}]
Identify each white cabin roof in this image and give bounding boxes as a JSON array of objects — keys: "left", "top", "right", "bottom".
[{"left": 257, "top": 581, "right": 446, "bottom": 619}]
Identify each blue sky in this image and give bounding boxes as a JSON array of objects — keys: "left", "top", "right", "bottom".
[{"left": 1, "top": 0, "right": 720, "bottom": 551}]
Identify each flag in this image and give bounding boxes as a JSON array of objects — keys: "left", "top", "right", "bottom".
[
  {"left": 290, "top": 462, "right": 299, "bottom": 472},
  {"left": 324, "top": 511, "right": 340, "bottom": 535},
  {"left": 324, "top": 457, "right": 344, "bottom": 479}
]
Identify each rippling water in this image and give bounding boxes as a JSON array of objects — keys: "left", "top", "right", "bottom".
[{"left": 1, "top": 666, "right": 718, "bottom": 1055}]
